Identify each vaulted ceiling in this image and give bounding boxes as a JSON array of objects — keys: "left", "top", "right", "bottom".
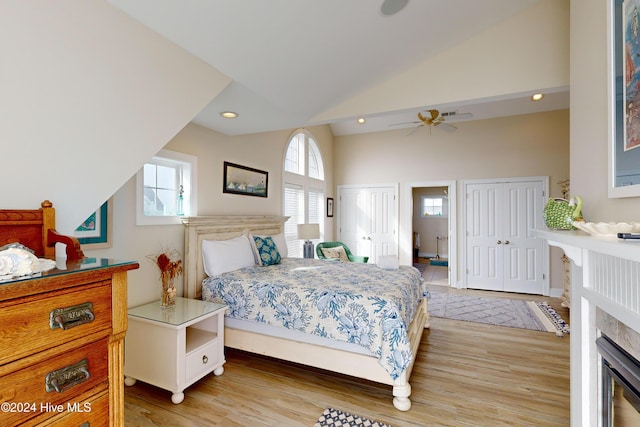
[{"left": 109, "top": 0, "right": 569, "bottom": 136}]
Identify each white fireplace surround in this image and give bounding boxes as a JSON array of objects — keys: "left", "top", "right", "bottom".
[{"left": 535, "top": 229, "right": 640, "bottom": 427}]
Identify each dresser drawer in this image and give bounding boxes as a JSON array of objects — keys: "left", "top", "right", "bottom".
[
  {"left": 0, "top": 282, "right": 112, "bottom": 366},
  {"left": 185, "top": 339, "right": 221, "bottom": 384},
  {"left": 33, "top": 389, "right": 109, "bottom": 427},
  {"left": 0, "top": 338, "right": 109, "bottom": 427}
]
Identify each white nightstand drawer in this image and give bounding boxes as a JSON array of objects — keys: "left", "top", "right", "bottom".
[{"left": 186, "top": 338, "right": 221, "bottom": 383}]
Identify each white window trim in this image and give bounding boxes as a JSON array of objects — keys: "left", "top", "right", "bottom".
[
  {"left": 283, "top": 129, "right": 326, "bottom": 257},
  {"left": 421, "top": 195, "right": 448, "bottom": 218},
  {"left": 136, "top": 149, "right": 198, "bottom": 226}
]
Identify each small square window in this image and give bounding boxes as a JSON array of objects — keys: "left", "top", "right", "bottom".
[
  {"left": 421, "top": 196, "right": 447, "bottom": 218},
  {"left": 136, "top": 149, "right": 197, "bottom": 225}
]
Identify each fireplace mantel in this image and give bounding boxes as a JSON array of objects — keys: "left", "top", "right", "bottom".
[{"left": 535, "top": 229, "right": 640, "bottom": 427}]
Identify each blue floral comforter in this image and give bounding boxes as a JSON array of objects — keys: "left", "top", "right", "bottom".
[{"left": 201, "top": 258, "right": 424, "bottom": 380}]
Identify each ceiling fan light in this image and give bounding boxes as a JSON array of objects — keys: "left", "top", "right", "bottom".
[{"left": 531, "top": 93, "right": 544, "bottom": 101}]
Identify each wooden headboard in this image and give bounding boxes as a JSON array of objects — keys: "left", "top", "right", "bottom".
[
  {"left": 181, "top": 215, "right": 288, "bottom": 299},
  {"left": 0, "top": 200, "right": 85, "bottom": 260}
]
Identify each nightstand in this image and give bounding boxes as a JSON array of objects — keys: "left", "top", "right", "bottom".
[{"left": 124, "top": 297, "right": 227, "bottom": 404}]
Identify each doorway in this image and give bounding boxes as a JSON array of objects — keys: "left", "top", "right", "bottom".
[{"left": 410, "top": 181, "right": 456, "bottom": 287}]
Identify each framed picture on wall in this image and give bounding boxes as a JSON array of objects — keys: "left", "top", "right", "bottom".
[
  {"left": 74, "top": 198, "right": 113, "bottom": 249},
  {"left": 609, "top": 0, "right": 640, "bottom": 197},
  {"left": 327, "top": 197, "right": 334, "bottom": 217},
  {"left": 223, "top": 161, "right": 268, "bottom": 198}
]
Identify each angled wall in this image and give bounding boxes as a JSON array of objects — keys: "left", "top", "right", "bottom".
[{"left": 0, "top": 0, "right": 231, "bottom": 232}]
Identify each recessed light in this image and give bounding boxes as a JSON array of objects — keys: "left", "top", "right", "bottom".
[
  {"left": 531, "top": 93, "right": 544, "bottom": 101},
  {"left": 357, "top": 117, "right": 366, "bottom": 124},
  {"left": 220, "top": 111, "right": 238, "bottom": 119}
]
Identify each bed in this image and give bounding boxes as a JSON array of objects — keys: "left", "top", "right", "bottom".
[{"left": 181, "top": 215, "right": 429, "bottom": 411}]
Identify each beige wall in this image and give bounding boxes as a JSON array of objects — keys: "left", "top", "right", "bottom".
[
  {"left": 570, "top": 0, "right": 640, "bottom": 222},
  {"left": 89, "top": 123, "right": 335, "bottom": 307},
  {"left": 334, "top": 109, "right": 570, "bottom": 292}
]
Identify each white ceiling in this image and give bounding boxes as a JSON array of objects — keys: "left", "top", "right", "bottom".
[{"left": 108, "top": 0, "right": 568, "bottom": 137}]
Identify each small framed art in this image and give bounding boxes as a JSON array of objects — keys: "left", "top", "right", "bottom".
[
  {"left": 327, "top": 197, "right": 334, "bottom": 217},
  {"left": 74, "top": 198, "right": 113, "bottom": 249},
  {"left": 223, "top": 161, "right": 268, "bottom": 198}
]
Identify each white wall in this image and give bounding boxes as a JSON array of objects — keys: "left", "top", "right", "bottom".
[
  {"left": 0, "top": 1, "right": 230, "bottom": 232},
  {"left": 334, "top": 109, "right": 570, "bottom": 293},
  {"left": 88, "top": 122, "right": 335, "bottom": 307}
]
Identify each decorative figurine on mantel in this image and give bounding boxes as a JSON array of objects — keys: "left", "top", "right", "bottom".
[{"left": 148, "top": 247, "right": 183, "bottom": 307}]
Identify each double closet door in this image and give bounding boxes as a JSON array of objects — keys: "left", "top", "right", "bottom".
[
  {"left": 338, "top": 185, "right": 398, "bottom": 264},
  {"left": 465, "top": 179, "right": 546, "bottom": 294}
]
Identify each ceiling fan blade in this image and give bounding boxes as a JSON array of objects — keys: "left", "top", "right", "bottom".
[
  {"left": 406, "top": 124, "right": 423, "bottom": 136},
  {"left": 443, "top": 112, "right": 474, "bottom": 121},
  {"left": 389, "top": 120, "right": 421, "bottom": 127}
]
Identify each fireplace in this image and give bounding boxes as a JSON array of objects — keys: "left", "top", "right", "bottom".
[
  {"left": 535, "top": 228, "right": 640, "bottom": 425},
  {"left": 597, "top": 334, "right": 640, "bottom": 426}
]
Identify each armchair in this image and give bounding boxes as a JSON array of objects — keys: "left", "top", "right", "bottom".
[{"left": 316, "top": 241, "right": 369, "bottom": 263}]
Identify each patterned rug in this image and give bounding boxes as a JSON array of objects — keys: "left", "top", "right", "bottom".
[
  {"left": 314, "top": 408, "right": 392, "bottom": 427},
  {"left": 413, "top": 262, "right": 427, "bottom": 274},
  {"left": 427, "top": 290, "right": 569, "bottom": 336}
]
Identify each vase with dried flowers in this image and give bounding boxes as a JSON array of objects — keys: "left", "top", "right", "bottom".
[{"left": 148, "top": 248, "right": 183, "bottom": 308}]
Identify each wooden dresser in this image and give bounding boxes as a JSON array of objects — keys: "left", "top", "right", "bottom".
[{"left": 0, "top": 259, "right": 138, "bottom": 427}]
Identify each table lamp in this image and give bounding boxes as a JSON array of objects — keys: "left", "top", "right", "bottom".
[{"left": 297, "top": 224, "right": 320, "bottom": 259}]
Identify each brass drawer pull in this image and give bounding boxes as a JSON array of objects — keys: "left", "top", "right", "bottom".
[
  {"left": 49, "top": 302, "right": 95, "bottom": 330},
  {"left": 45, "top": 359, "right": 91, "bottom": 393}
]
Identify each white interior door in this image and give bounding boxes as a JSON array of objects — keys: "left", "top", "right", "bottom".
[
  {"left": 338, "top": 185, "right": 397, "bottom": 264},
  {"left": 466, "top": 182, "right": 504, "bottom": 290},
  {"left": 465, "top": 179, "right": 545, "bottom": 294}
]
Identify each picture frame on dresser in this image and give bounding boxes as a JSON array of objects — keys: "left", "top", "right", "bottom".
[{"left": 609, "top": 0, "right": 640, "bottom": 197}]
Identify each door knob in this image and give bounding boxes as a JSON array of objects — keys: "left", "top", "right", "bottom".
[
  {"left": 497, "top": 240, "right": 502, "bottom": 244},
  {"left": 504, "top": 240, "right": 510, "bottom": 245}
]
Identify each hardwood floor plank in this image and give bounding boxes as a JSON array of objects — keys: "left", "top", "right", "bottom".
[{"left": 124, "top": 276, "right": 570, "bottom": 426}]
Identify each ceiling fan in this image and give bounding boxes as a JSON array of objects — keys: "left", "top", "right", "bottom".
[{"left": 390, "top": 109, "right": 473, "bottom": 134}]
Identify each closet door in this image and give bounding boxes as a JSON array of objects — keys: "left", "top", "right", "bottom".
[
  {"left": 465, "top": 180, "right": 545, "bottom": 294},
  {"left": 338, "top": 185, "right": 397, "bottom": 264},
  {"left": 466, "top": 182, "right": 504, "bottom": 290},
  {"left": 502, "top": 181, "right": 544, "bottom": 294}
]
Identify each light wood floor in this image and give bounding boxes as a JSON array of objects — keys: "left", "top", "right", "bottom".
[{"left": 124, "top": 264, "right": 570, "bottom": 426}]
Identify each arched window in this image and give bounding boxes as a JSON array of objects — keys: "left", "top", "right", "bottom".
[{"left": 283, "top": 130, "right": 325, "bottom": 257}]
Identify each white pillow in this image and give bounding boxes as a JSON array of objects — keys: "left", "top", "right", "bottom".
[
  {"left": 249, "top": 232, "right": 288, "bottom": 264},
  {"left": 202, "top": 235, "right": 256, "bottom": 277},
  {"left": 378, "top": 255, "right": 399, "bottom": 270}
]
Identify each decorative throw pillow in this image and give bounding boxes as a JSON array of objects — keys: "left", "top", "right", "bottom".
[
  {"left": 253, "top": 235, "right": 282, "bottom": 266},
  {"left": 321, "top": 246, "right": 350, "bottom": 262}
]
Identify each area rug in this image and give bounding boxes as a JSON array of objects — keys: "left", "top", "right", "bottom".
[
  {"left": 314, "top": 408, "right": 392, "bottom": 427},
  {"left": 413, "top": 262, "right": 428, "bottom": 274},
  {"left": 430, "top": 258, "right": 448, "bottom": 267},
  {"left": 427, "top": 291, "right": 569, "bottom": 336},
  {"left": 527, "top": 301, "right": 571, "bottom": 336}
]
